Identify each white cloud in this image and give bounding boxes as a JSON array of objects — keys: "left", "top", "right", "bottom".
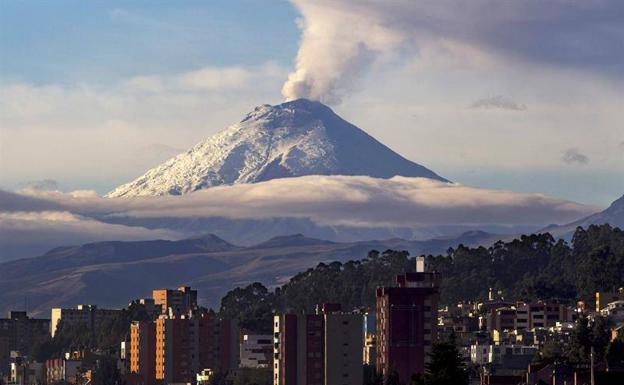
[
  {"left": 471, "top": 96, "right": 527, "bottom": 111},
  {"left": 176, "top": 66, "right": 251, "bottom": 90},
  {"left": 13, "top": 175, "right": 595, "bottom": 228},
  {"left": 0, "top": 63, "right": 288, "bottom": 190},
  {"left": 0, "top": 210, "right": 180, "bottom": 261}
]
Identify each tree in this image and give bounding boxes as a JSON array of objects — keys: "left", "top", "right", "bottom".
[
  {"left": 232, "top": 367, "right": 271, "bottom": 385},
  {"left": 385, "top": 370, "right": 400, "bottom": 385},
  {"left": 540, "top": 340, "right": 564, "bottom": 363},
  {"left": 364, "top": 364, "right": 383, "bottom": 385},
  {"left": 591, "top": 316, "right": 611, "bottom": 361},
  {"left": 606, "top": 335, "right": 624, "bottom": 370},
  {"left": 91, "top": 356, "right": 121, "bottom": 385},
  {"left": 424, "top": 336, "right": 469, "bottom": 385},
  {"left": 567, "top": 315, "right": 592, "bottom": 363},
  {"left": 220, "top": 282, "right": 275, "bottom": 333}
]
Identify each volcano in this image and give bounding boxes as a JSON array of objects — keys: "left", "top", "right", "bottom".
[{"left": 107, "top": 99, "right": 447, "bottom": 197}]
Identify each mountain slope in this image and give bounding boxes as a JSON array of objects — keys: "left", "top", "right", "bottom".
[
  {"left": 542, "top": 194, "right": 624, "bottom": 238},
  {"left": 0, "top": 231, "right": 501, "bottom": 316},
  {"left": 107, "top": 99, "right": 446, "bottom": 197}
]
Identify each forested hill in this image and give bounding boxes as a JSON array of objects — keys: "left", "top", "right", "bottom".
[{"left": 220, "top": 224, "right": 624, "bottom": 333}]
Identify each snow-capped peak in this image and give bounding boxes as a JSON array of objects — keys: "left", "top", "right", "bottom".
[{"left": 106, "top": 99, "right": 447, "bottom": 197}]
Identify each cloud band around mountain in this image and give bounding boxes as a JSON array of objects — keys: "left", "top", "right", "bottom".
[
  {"left": 0, "top": 175, "right": 598, "bottom": 261},
  {"left": 7, "top": 175, "right": 597, "bottom": 225}
]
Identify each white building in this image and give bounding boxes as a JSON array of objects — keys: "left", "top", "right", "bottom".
[
  {"left": 470, "top": 344, "right": 537, "bottom": 365},
  {"left": 10, "top": 360, "right": 45, "bottom": 385},
  {"left": 240, "top": 334, "right": 272, "bottom": 368},
  {"left": 197, "top": 368, "right": 214, "bottom": 384},
  {"left": 50, "top": 305, "right": 121, "bottom": 337},
  {"left": 601, "top": 301, "right": 624, "bottom": 324}
]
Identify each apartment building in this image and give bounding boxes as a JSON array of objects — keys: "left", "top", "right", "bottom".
[
  {"left": 129, "top": 321, "right": 156, "bottom": 385},
  {"left": 9, "top": 356, "right": 45, "bottom": 385},
  {"left": 485, "top": 301, "right": 575, "bottom": 333},
  {"left": 50, "top": 304, "right": 121, "bottom": 337},
  {"left": 596, "top": 289, "right": 624, "bottom": 312},
  {"left": 273, "top": 303, "right": 363, "bottom": 385},
  {"left": 470, "top": 344, "right": 538, "bottom": 365},
  {"left": 152, "top": 286, "right": 197, "bottom": 316},
  {"left": 240, "top": 334, "right": 273, "bottom": 368},
  {"left": 46, "top": 357, "right": 83, "bottom": 384},
  {"left": 375, "top": 257, "right": 439, "bottom": 384},
  {"left": 128, "top": 310, "right": 238, "bottom": 385},
  {"left": 0, "top": 311, "right": 49, "bottom": 376}
]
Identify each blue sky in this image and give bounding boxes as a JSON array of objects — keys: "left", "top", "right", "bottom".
[
  {"left": 0, "top": 0, "right": 622, "bottom": 207},
  {"left": 0, "top": 1, "right": 298, "bottom": 84}
]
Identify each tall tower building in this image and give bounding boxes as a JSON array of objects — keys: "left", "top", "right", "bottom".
[
  {"left": 129, "top": 321, "right": 156, "bottom": 385},
  {"left": 376, "top": 257, "right": 439, "bottom": 383},
  {"left": 273, "top": 304, "right": 363, "bottom": 385}
]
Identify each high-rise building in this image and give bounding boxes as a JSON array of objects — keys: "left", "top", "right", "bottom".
[
  {"left": 0, "top": 311, "right": 50, "bottom": 376},
  {"left": 152, "top": 286, "right": 197, "bottom": 316},
  {"left": 376, "top": 257, "right": 439, "bottom": 383},
  {"left": 273, "top": 304, "right": 363, "bottom": 385},
  {"left": 128, "top": 310, "right": 238, "bottom": 385},
  {"left": 363, "top": 312, "right": 376, "bottom": 366},
  {"left": 50, "top": 305, "right": 121, "bottom": 337},
  {"left": 129, "top": 321, "right": 156, "bottom": 385}
]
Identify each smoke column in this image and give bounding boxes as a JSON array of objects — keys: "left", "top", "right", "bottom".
[
  {"left": 281, "top": 1, "right": 402, "bottom": 104},
  {"left": 281, "top": 0, "right": 623, "bottom": 104}
]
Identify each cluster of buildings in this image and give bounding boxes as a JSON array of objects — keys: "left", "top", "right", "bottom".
[
  {"left": 2, "top": 262, "right": 624, "bottom": 385},
  {"left": 437, "top": 288, "right": 624, "bottom": 384},
  {"left": 126, "top": 287, "right": 239, "bottom": 385}
]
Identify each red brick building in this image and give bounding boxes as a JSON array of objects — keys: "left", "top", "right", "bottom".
[{"left": 376, "top": 258, "right": 440, "bottom": 384}]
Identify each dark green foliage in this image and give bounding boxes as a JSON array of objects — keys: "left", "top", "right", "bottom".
[
  {"left": 219, "top": 250, "right": 412, "bottom": 332},
  {"left": 31, "top": 302, "right": 151, "bottom": 361},
  {"left": 91, "top": 356, "right": 121, "bottom": 385},
  {"left": 547, "top": 315, "right": 613, "bottom": 365},
  {"left": 539, "top": 340, "right": 565, "bottom": 363},
  {"left": 231, "top": 367, "right": 272, "bottom": 385},
  {"left": 220, "top": 282, "right": 275, "bottom": 333},
  {"left": 428, "top": 225, "right": 624, "bottom": 305},
  {"left": 220, "top": 225, "right": 624, "bottom": 333},
  {"left": 277, "top": 250, "right": 412, "bottom": 312},
  {"left": 571, "top": 225, "right": 624, "bottom": 298},
  {"left": 364, "top": 364, "right": 383, "bottom": 385},
  {"left": 606, "top": 333, "right": 624, "bottom": 370},
  {"left": 424, "top": 336, "right": 469, "bottom": 385},
  {"left": 207, "top": 371, "right": 228, "bottom": 385},
  {"left": 385, "top": 370, "right": 400, "bottom": 385}
]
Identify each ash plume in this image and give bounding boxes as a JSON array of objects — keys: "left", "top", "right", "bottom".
[{"left": 281, "top": 0, "right": 623, "bottom": 104}]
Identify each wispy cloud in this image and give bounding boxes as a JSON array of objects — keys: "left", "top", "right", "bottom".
[
  {"left": 176, "top": 66, "right": 251, "bottom": 91},
  {"left": 562, "top": 148, "right": 590, "bottom": 165},
  {"left": 471, "top": 95, "right": 527, "bottom": 111},
  {"left": 19, "top": 179, "right": 59, "bottom": 192},
  {"left": 0, "top": 62, "right": 288, "bottom": 188},
  {"left": 0, "top": 210, "right": 180, "bottom": 262}
]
